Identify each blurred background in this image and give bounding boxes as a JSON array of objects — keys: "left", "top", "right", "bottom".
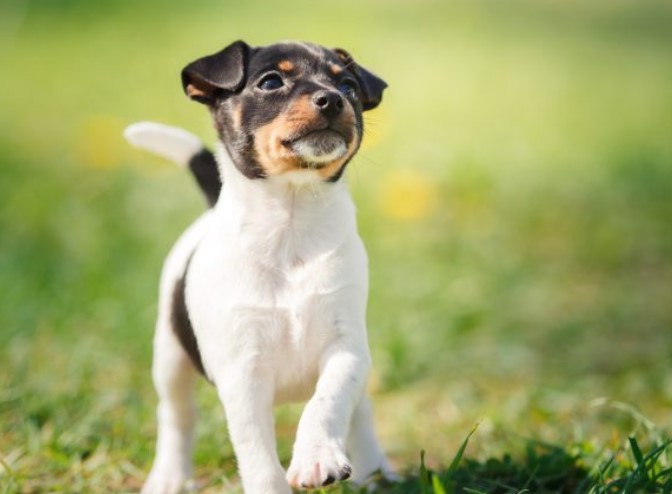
[{"left": 1, "top": 0, "right": 671, "bottom": 491}]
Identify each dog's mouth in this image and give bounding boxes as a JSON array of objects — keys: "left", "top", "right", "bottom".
[
  {"left": 251, "top": 95, "right": 360, "bottom": 179},
  {"left": 281, "top": 127, "right": 350, "bottom": 169}
]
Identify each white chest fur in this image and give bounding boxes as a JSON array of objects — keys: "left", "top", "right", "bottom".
[{"left": 185, "top": 150, "right": 369, "bottom": 402}]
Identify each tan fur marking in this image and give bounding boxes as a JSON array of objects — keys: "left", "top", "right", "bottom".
[
  {"left": 253, "top": 95, "right": 359, "bottom": 178},
  {"left": 278, "top": 60, "right": 295, "bottom": 72},
  {"left": 330, "top": 64, "right": 343, "bottom": 75},
  {"left": 232, "top": 104, "right": 242, "bottom": 131},
  {"left": 254, "top": 122, "right": 301, "bottom": 175},
  {"left": 186, "top": 83, "right": 207, "bottom": 99},
  {"left": 254, "top": 95, "right": 314, "bottom": 175},
  {"left": 335, "top": 48, "right": 353, "bottom": 64}
]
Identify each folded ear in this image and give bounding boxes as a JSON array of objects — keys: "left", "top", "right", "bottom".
[
  {"left": 181, "top": 40, "right": 250, "bottom": 105},
  {"left": 334, "top": 48, "right": 388, "bottom": 111}
]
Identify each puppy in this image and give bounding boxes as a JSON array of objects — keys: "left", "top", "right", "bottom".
[{"left": 125, "top": 40, "right": 392, "bottom": 494}]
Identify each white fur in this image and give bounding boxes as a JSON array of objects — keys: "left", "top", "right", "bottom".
[
  {"left": 124, "top": 122, "right": 203, "bottom": 167},
  {"left": 292, "top": 139, "right": 347, "bottom": 164},
  {"left": 143, "top": 212, "right": 211, "bottom": 494},
  {"left": 137, "top": 130, "right": 393, "bottom": 494}
]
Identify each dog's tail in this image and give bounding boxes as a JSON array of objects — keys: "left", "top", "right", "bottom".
[{"left": 124, "top": 121, "right": 222, "bottom": 207}]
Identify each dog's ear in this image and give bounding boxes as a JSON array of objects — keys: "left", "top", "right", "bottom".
[
  {"left": 181, "top": 40, "right": 250, "bottom": 105},
  {"left": 334, "top": 48, "right": 388, "bottom": 111}
]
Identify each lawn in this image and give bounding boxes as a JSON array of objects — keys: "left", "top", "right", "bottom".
[{"left": 1, "top": 0, "right": 671, "bottom": 492}]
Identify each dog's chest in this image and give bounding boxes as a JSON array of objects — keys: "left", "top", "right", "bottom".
[{"left": 186, "top": 191, "right": 363, "bottom": 399}]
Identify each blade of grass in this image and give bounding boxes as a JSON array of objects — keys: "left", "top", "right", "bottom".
[
  {"left": 629, "top": 437, "right": 645, "bottom": 471},
  {"left": 643, "top": 440, "right": 671, "bottom": 472},
  {"left": 432, "top": 473, "right": 447, "bottom": 494},
  {"left": 446, "top": 422, "right": 481, "bottom": 476},
  {"left": 420, "top": 450, "right": 430, "bottom": 494},
  {"left": 596, "top": 454, "right": 616, "bottom": 488},
  {"left": 427, "top": 422, "right": 482, "bottom": 494},
  {"left": 655, "top": 467, "right": 672, "bottom": 481}
]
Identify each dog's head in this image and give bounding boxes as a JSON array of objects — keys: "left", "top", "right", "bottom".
[{"left": 181, "top": 40, "right": 387, "bottom": 182}]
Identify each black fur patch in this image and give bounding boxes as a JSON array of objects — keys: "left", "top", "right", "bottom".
[
  {"left": 171, "top": 257, "right": 206, "bottom": 376},
  {"left": 188, "top": 148, "right": 222, "bottom": 207}
]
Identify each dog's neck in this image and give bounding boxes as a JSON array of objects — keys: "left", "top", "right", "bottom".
[
  {"left": 214, "top": 145, "right": 357, "bottom": 263},
  {"left": 215, "top": 144, "right": 351, "bottom": 212}
]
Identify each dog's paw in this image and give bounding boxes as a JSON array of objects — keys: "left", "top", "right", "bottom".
[
  {"left": 286, "top": 438, "right": 352, "bottom": 489},
  {"left": 141, "top": 468, "right": 195, "bottom": 494}
]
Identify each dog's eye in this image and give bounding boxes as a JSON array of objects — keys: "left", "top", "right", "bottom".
[
  {"left": 337, "top": 79, "right": 359, "bottom": 99},
  {"left": 258, "top": 73, "right": 284, "bottom": 91}
]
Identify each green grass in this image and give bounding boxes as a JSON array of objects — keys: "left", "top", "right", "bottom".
[
  {"left": 412, "top": 437, "right": 672, "bottom": 494},
  {"left": 1, "top": 0, "right": 672, "bottom": 492}
]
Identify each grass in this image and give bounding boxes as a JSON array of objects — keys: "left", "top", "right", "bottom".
[
  {"left": 412, "top": 437, "right": 672, "bottom": 494},
  {"left": 1, "top": 0, "right": 672, "bottom": 492}
]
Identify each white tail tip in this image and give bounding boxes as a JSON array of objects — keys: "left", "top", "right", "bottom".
[{"left": 124, "top": 121, "right": 204, "bottom": 167}]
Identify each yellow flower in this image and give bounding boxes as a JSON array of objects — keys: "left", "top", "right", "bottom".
[
  {"left": 379, "top": 169, "right": 439, "bottom": 221},
  {"left": 73, "top": 115, "right": 125, "bottom": 169}
]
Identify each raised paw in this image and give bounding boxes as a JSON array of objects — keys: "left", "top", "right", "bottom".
[{"left": 286, "top": 439, "right": 352, "bottom": 489}]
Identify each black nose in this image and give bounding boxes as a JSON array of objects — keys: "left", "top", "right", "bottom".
[{"left": 312, "top": 90, "right": 344, "bottom": 118}]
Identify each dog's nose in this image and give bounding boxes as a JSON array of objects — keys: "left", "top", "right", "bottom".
[{"left": 312, "top": 90, "right": 344, "bottom": 118}]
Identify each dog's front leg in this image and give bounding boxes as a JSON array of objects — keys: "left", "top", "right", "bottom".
[
  {"left": 215, "top": 364, "right": 291, "bottom": 494},
  {"left": 287, "top": 340, "right": 370, "bottom": 489}
]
